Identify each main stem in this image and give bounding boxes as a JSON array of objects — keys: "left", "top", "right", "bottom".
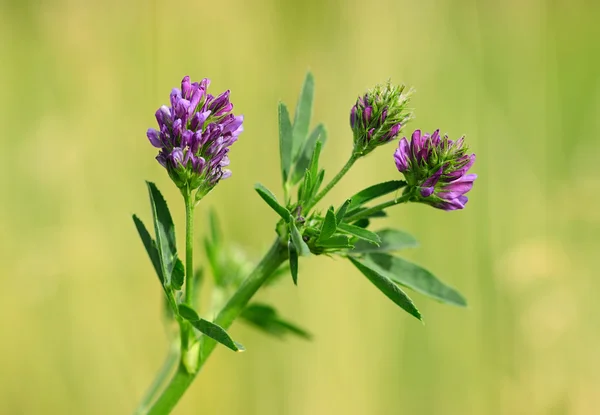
[
  {"left": 145, "top": 239, "right": 287, "bottom": 415},
  {"left": 307, "top": 153, "right": 358, "bottom": 211},
  {"left": 184, "top": 191, "right": 194, "bottom": 305}
]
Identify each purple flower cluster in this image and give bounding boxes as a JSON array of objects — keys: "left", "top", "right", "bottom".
[
  {"left": 350, "top": 82, "right": 412, "bottom": 156},
  {"left": 147, "top": 76, "right": 243, "bottom": 197},
  {"left": 394, "top": 130, "right": 476, "bottom": 211}
]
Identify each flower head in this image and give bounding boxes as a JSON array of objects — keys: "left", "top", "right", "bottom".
[
  {"left": 394, "top": 129, "right": 476, "bottom": 210},
  {"left": 350, "top": 81, "right": 413, "bottom": 156},
  {"left": 147, "top": 76, "right": 243, "bottom": 199}
]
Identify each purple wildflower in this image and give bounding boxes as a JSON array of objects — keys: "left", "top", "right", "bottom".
[
  {"left": 147, "top": 76, "right": 243, "bottom": 198},
  {"left": 350, "top": 81, "right": 413, "bottom": 156},
  {"left": 394, "top": 129, "right": 476, "bottom": 211}
]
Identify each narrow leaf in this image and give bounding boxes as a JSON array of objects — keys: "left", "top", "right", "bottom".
[
  {"left": 336, "top": 199, "right": 352, "bottom": 222},
  {"left": 307, "top": 140, "right": 322, "bottom": 183},
  {"left": 348, "top": 256, "right": 422, "bottom": 321},
  {"left": 132, "top": 215, "right": 163, "bottom": 284},
  {"left": 346, "top": 181, "right": 407, "bottom": 212},
  {"left": 288, "top": 241, "right": 299, "bottom": 285},
  {"left": 171, "top": 258, "right": 185, "bottom": 290},
  {"left": 353, "top": 229, "right": 418, "bottom": 253},
  {"left": 318, "top": 207, "right": 337, "bottom": 242},
  {"left": 316, "top": 234, "right": 353, "bottom": 249},
  {"left": 278, "top": 103, "right": 293, "bottom": 182},
  {"left": 291, "top": 71, "right": 315, "bottom": 162},
  {"left": 360, "top": 253, "right": 467, "bottom": 307},
  {"left": 255, "top": 183, "right": 291, "bottom": 220},
  {"left": 289, "top": 221, "right": 310, "bottom": 256},
  {"left": 241, "top": 303, "right": 312, "bottom": 340},
  {"left": 292, "top": 124, "right": 326, "bottom": 184},
  {"left": 337, "top": 223, "right": 381, "bottom": 245},
  {"left": 146, "top": 182, "right": 177, "bottom": 287},
  {"left": 178, "top": 304, "right": 244, "bottom": 352}
]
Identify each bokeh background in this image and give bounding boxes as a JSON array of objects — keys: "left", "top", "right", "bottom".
[{"left": 1, "top": 0, "right": 599, "bottom": 413}]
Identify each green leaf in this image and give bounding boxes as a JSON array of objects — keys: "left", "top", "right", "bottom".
[
  {"left": 358, "top": 253, "right": 467, "bottom": 307},
  {"left": 352, "top": 229, "right": 418, "bottom": 253},
  {"left": 278, "top": 102, "right": 293, "bottom": 183},
  {"left": 316, "top": 234, "right": 353, "bottom": 249},
  {"left": 241, "top": 303, "right": 312, "bottom": 340},
  {"left": 289, "top": 221, "right": 310, "bottom": 256},
  {"left": 291, "top": 71, "right": 315, "bottom": 162},
  {"left": 318, "top": 207, "right": 337, "bottom": 242},
  {"left": 337, "top": 223, "right": 381, "bottom": 245},
  {"left": 132, "top": 215, "right": 163, "bottom": 284},
  {"left": 178, "top": 304, "right": 244, "bottom": 352},
  {"left": 307, "top": 140, "right": 322, "bottom": 184},
  {"left": 146, "top": 182, "right": 178, "bottom": 288},
  {"left": 353, "top": 218, "right": 370, "bottom": 228},
  {"left": 346, "top": 181, "right": 407, "bottom": 212},
  {"left": 336, "top": 199, "right": 352, "bottom": 222},
  {"left": 255, "top": 183, "right": 291, "bottom": 220},
  {"left": 288, "top": 241, "right": 299, "bottom": 285},
  {"left": 348, "top": 256, "right": 422, "bottom": 321},
  {"left": 171, "top": 258, "right": 184, "bottom": 290},
  {"left": 292, "top": 124, "right": 326, "bottom": 184}
]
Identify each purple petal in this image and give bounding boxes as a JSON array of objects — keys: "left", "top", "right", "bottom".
[
  {"left": 380, "top": 107, "right": 388, "bottom": 124},
  {"left": 420, "top": 186, "right": 435, "bottom": 197},
  {"left": 384, "top": 123, "right": 401, "bottom": 141},
  {"left": 350, "top": 105, "right": 357, "bottom": 128},
  {"left": 155, "top": 105, "right": 171, "bottom": 126},
  {"left": 437, "top": 195, "right": 468, "bottom": 211},
  {"left": 181, "top": 76, "right": 192, "bottom": 99},
  {"left": 222, "top": 115, "right": 244, "bottom": 134},
  {"left": 147, "top": 128, "right": 162, "bottom": 148},
  {"left": 411, "top": 130, "right": 423, "bottom": 157},
  {"left": 362, "top": 106, "right": 373, "bottom": 126},
  {"left": 170, "top": 88, "right": 182, "bottom": 108},
  {"left": 221, "top": 169, "right": 232, "bottom": 180},
  {"left": 190, "top": 110, "right": 211, "bottom": 131},
  {"left": 394, "top": 137, "right": 410, "bottom": 172}
]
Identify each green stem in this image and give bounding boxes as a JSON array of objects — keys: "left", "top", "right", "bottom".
[
  {"left": 145, "top": 239, "right": 287, "bottom": 415},
  {"left": 184, "top": 191, "right": 194, "bottom": 305},
  {"left": 307, "top": 154, "right": 358, "bottom": 211},
  {"left": 344, "top": 193, "right": 412, "bottom": 223},
  {"left": 133, "top": 343, "right": 179, "bottom": 415}
]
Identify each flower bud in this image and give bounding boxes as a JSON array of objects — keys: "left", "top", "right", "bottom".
[
  {"left": 350, "top": 81, "right": 413, "bottom": 156},
  {"left": 394, "top": 129, "right": 477, "bottom": 211}
]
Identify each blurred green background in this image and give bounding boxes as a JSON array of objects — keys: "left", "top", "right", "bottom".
[{"left": 1, "top": 0, "right": 599, "bottom": 413}]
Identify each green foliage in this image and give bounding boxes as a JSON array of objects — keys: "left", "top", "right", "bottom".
[
  {"left": 288, "top": 241, "right": 299, "bottom": 285},
  {"left": 241, "top": 303, "right": 311, "bottom": 340},
  {"left": 318, "top": 207, "right": 337, "bottom": 242},
  {"left": 278, "top": 102, "right": 293, "bottom": 183},
  {"left": 255, "top": 183, "right": 291, "bottom": 220},
  {"left": 291, "top": 72, "right": 315, "bottom": 162},
  {"left": 146, "top": 182, "right": 179, "bottom": 288},
  {"left": 289, "top": 220, "right": 310, "bottom": 256},
  {"left": 348, "top": 256, "right": 422, "bottom": 321},
  {"left": 337, "top": 223, "right": 380, "bottom": 245},
  {"left": 132, "top": 215, "right": 163, "bottom": 284},
  {"left": 178, "top": 304, "right": 244, "bottom": 352},
  {"left": 352, "top": 229, "right": 418, "bottom": 253},
  {"left": 356, "top": 253, "right": 467, "bottom": 307},
  {"left": 292, "top": 124, "right": 327, "bottom": 184},
  {"left": 346, "top": 180, "right": 406, "bottom": 214}
]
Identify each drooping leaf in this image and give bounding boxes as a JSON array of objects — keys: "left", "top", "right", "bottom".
[
  {"left": 132, "top": 215, "right": 163, "bottom": 284},
  {"left": 278, "top": 102, "right": 293, "bottom": 183},
  {"left": 336, "top": 199, "right": 352, "bottom": 223},
  {"left": 146, "top": 182, "right": 178, "bottom": 287},
  {"left": 291, "top": 71, "right": 315, "bottom": 162},
  {"left": 348, "top": 256, "right": 422, "bottom": 321},
  {"left": 292, "top": 124, "right": 326, "bottom": 184},
  {"left": 289, "top": 221, "right": 310, "bottom": 256},
  {"left": 358, "top": 253, "right": 467, "bottom": 307},
  {"left": 255, "top": 183, "right": 291, "bottom": 220},
  {"left": 346, "top": 180, "right": 407, "bottom": 213},
  {"left": 241, "top": 303, "right": 312, "bottom": 340},
  {"left": 288, "top": 240, "right": 299, "bottom": 285},
  {"left": 178, "top": 304, "right": 244, "bottom": 352},
  {"left": 352, "top": 229, "right": 418, "bottom": 253},
  {"left": 337, "top": 223, "right": 381, "bottom": 245},
  {"left": 318, "top": 207, "right": 337, "bottom": 242}
]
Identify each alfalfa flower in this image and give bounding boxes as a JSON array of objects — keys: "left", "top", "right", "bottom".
[
  {"left": 394, "top": 129, "right": 476, "bottom": 210},
  {"left": 147, "top": 76, "right": 243, "bottom": 200},
  {"left": 350, "top": 81, "right": 413, "bottom": 156}
]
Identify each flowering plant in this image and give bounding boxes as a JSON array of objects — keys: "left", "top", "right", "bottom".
[{"left": 132, "top": 73, "right": 476, "bottom": 414}]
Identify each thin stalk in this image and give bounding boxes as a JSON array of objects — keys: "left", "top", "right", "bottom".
[
  {"left": 133, "top": 343, "right": 179, "bottom": 415},
  {"left": 307, "top": 153, "right": 358, "bottom": 211},
  {"left": 145, "top": 239, "right": 287, "bottom": 415},
  {"left": 184, "top": 191, "right": 194, "bottom": 305},
  {"left": 344, "top": 193, "right": 412, "bottom": 223}
]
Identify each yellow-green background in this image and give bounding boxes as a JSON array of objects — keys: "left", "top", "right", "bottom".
[{"left": 1, "top": 0, "right": 599, "bottom": 413}]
